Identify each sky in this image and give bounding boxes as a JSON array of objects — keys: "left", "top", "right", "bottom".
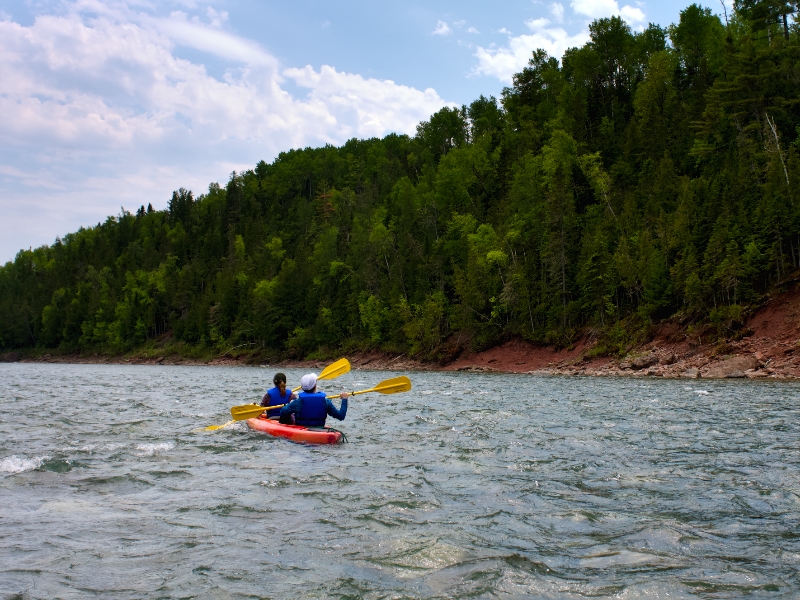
[{"left": 0, "top": 0, "right": 730, "bottom": 263}]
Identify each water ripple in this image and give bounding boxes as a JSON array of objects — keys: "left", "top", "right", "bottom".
[{"left": 1, "top": 363, "right": 799, "bottom": 597}]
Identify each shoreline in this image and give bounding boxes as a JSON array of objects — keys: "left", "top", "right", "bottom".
[
  {"left": 6, "top": 340, "right": 799, "bottom": 380},
  {"left": 5, "top": 283, "right": 799, "bottom": 380}
]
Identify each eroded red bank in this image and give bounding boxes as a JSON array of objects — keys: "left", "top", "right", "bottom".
[
  {"left": 351, "top": 283, "right": 800, "bottom": 379},
  {"left": 17, "top": 284, "right": 800, "bottom": 379}
]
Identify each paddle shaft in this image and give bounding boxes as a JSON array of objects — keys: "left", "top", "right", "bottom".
[
  {"left": 248, "top": 403, "right": 286, "bottom": 412},
  {"left": 271, "top": 395, "right": 347, "bottom": 407},
  {"left": 225, "top": 403, "right": 286, "bottom": 422},
  {"left": 326, "top": 389, "right": 366, "bottom": 399}
]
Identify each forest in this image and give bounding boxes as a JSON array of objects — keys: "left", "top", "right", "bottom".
[{"left": 1, "top": 2, "right": 799, "bottom": 361}]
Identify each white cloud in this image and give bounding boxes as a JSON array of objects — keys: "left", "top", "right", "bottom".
[
  {"left": 432, "top": 20, "right": 452, "bottom": 35},
  {"left": 0, "top": 2, "right": 453, "bottom": 261},
  {"left": 284, "top": 66, "right": 451, "bottom": 140},
  {"left": 467, "top": 26, "right": 480, "bottom": 34},
  {"left": 205, "top": 7, "right": 228, "bottom": 27},
  {"left": 570, "top": 0, "right": 646, "bottom": 26},
  {"left": 550, "top": 2, "right": 565, "bottom": 23},
  {"left": 453, "top": 20, "right": 466, "bottom": 27},
  {"left": 473, "top": 18, "right": 589, "bottom": 83},
  {"left": 155, "top": 10, "right": 276, "bottom": 65},
  {"left": 473, "top": 0, "right": 647, "bottom": 83}
]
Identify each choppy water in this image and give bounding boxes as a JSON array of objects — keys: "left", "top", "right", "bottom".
[{"left": 1, "top": 363, "right": 799, "bottom": 599}]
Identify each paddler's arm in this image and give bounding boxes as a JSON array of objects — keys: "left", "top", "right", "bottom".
[
  {"left": 325, "top": 392, "right": 348, "bottom": 421},
  {"left": 279, "top": 396, "right": 303, "bottom": 424}
]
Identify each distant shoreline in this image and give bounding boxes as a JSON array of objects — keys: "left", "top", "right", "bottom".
[
  {"left": 5, "top": 283, "right": 799, "bottom": 380},
  {"left": 6, "top": 343, "right": 799, "bottom": 380}
]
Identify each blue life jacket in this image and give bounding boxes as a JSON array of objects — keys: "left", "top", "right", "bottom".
[
  {"left": 296, "top": 391, "right": 328, "bottom": 427},
  {"left": 265, "top": 387, "right": 292, "bottom": 418}
]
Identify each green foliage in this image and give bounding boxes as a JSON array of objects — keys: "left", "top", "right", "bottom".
[
  {"left": 359, "top": 294, "right": 389, "bottom": 344},
  {"left": 588, "top": 315, "right": 650, "bottom": 357},
  {"left": 2, "top": 3, "right": 800, "bottom": 358},
  {"left": 709, "top": 303, "right": 746, "bottom": 339},
  {"left": 397, "top": 292, "right": 450, "bottom": 357}
]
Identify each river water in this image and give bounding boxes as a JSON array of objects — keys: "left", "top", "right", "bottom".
[{"left": 1, "top": 363, "right": 799, "bottom": 599}]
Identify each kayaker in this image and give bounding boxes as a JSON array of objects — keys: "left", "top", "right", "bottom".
[
  {"left": 279, "top": 373, "right": 348, "bottom": 427},
  {"left": 260, "top": 373, "right": 296, "bottom": 419}
]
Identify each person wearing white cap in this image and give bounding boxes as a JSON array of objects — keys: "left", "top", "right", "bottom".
[{"left": 279, "top": 372, "right": 349, "bottom": 427}]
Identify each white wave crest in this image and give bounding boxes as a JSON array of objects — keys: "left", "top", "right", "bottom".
[
  {"left": 1, "top": 454, "right": 49, "bottom": 474},
  {"left": 135, "top": 442, "right": 175, "bottom": 457}
]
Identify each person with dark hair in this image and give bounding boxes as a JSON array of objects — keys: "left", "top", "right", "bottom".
[
  {"left": 260, "top": 373, "right": 296, "bottom": 419},
  {"left": 279, "top": 373, "right": 348, "bottom": 427}
]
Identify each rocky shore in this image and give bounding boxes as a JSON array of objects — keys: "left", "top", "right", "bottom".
[{"left": 5, "top": 283, "right": 799, "bottom": 380}]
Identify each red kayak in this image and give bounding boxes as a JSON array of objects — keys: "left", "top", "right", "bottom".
[{"left": 246, "top": 416, "right": 343, "bottom": 444}]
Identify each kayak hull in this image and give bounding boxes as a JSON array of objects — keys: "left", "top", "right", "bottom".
[{"left": 246, "top": 416, "right": 343, "bottom": 444}]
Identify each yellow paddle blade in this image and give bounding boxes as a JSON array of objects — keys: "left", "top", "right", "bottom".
[
  {"left": 319, "top": 358, "right": 351, "bottom": 380},
  {"left": 230, "top": 403, "right": 269, "bottom": 421},
  {"left": 370, "top": 375, "right": 412, "bottom": 395},
  {"left": 202, "top": 420, "right": 235, "bottom": 431},
  {"left": 292, "top": 357, "right": 351, "bottom": 392},
  {"left": 328, "top": 376, "right": 412, "bottom": 398}
]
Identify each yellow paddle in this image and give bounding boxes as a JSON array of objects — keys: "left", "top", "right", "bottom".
[
  {"left": 291, "top": 357, "right": 351, "bottom": 392},
  {"left": 222, "top": 375, "right": 413, "bottom": 426},
  {"left": 229, "top": 402, "right": 288, "bottom": 421},
  {"left": 325, "top": 375, "right": 411, "bottom": 399},
  {"left": 202, "top": 419, "right": 236, "bottom": 431},
  {"left": 202, "top": 358, "right": 352, "bottom": 431}
]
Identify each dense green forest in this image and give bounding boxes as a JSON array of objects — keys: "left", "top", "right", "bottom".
[{"left": 2, "top": 3, "right": 799, "bottom": 361}]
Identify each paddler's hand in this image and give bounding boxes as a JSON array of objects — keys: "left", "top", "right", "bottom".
[{"left": 339, "top": 392, "right": 349, "bottom": 400}]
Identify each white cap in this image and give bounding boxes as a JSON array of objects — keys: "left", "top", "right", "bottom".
[{"left": 300, "top": 373, "right": 318, "bottom": 391}]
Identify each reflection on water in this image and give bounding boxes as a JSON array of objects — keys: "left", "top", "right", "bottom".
[{"left": 1, "top": 363, "right": 799, "bottom": 598}]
